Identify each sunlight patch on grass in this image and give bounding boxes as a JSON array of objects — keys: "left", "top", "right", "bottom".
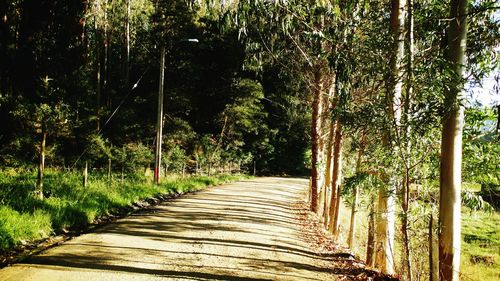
[{"left": 0, "top": 170, "right": 248, "bottom": 252}]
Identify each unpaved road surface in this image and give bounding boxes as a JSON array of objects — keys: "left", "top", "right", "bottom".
[{"left": 0, "top": 177, "right": 339, "bottom": 280}]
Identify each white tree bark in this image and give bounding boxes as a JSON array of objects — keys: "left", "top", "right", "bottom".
[
  {"left": 374, "top": 0, "right": 406, "bottom": 275},
  {"left": 438, "top": 2, "right": 467, "bottom": 280}
]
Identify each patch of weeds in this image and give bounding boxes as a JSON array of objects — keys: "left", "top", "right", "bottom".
[{"left": 0, "top": 169, "right": 248, "bottom": 252}]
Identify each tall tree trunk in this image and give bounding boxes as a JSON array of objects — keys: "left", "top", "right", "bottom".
[
  {"left": 125, "top": 0, "right": 130, "bottom": 89},
  {"left": 373, "top": 0, "right": 406, "bottom": 275},
  {"left": 103, "top": 0, "right": 109, "bottom": 107},
  {"left": 95, "top": 15, "right": 101, "bottom": 131},
  {"left": 402, "top": 167, "right": 412, "bottom": 279},
  {"left": 36, "top": 128, "right": 47, "bottom": 200},
  {"left": 348, "top": 138, "right": 365, "bottom": 248},
  {"left": 401, "top": 0, "right": 415, "bottom": 279},
  {"left": 366, "top": 192, "right": 376, "bottom": 267},
  {"left": 375, "top": 186, "right": 396, "bottom": 275},
  {"left": 321, "top": 77, "right": 337, "bottom": 222},
  {"left": 323, "top": 119, "right": 336, "bottom": 227},
  {"left": 154, "top": 47, "right": 165, "bottom": 184},
  {"left": 439, "top": 0, "right": 467, "bottom": 280},
  {"left": 429, "top": 214, "right": 439, "bottom": 281},
  {"left": 331, "top": 123, "right": 344, "bottom": 239},
  {"left": 310, "top": 67, "right": 323, "bottom": 212},
  {"left": 328, "top": 121, "right": 342, "bottom": 234},
  {"left": 317, "top": 75, "right": 332, "bottom": 214}
]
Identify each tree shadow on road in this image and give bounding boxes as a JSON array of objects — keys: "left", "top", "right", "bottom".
[{"left": 19, "top": 178, "right": 379, "bottom": 280}]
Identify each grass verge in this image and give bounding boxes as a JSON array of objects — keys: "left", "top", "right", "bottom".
[{"left": 0, "top": 169, "right": 249, "bottom": 253}]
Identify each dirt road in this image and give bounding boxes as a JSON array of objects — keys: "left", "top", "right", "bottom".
[{"left": 0, "top": 177, "right": 340, "bottom": 280}]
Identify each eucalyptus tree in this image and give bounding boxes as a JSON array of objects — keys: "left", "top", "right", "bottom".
[
  {"left": 231, "top": 0, "right": 339, "bottom": 211},
  {"left": 438, "top": 0, "right": 468, "bottom": 279}
]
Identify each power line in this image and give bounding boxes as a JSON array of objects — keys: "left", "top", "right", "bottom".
[{"left": 71, "top": 66, "right": 151, "bottom": 168}]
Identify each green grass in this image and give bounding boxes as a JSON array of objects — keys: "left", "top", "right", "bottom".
[
  {"left": 461, "top": 210, "right": 500, "bottom": 280},
  {"left": 0, "top": 169, "right": 248, "bottom": 253},
  {"left": 335, "top": 202, "right": 499, "bottom": 280}
]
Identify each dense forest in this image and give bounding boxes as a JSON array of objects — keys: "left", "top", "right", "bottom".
[{"left": 0, "top": 0, "right": 499, "bottom": 280}]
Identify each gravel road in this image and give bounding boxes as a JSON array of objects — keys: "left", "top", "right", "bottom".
[{"left": 0, "top": 177, "right": 339, "bottom": 281}]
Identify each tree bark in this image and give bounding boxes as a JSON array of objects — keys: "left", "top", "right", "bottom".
[
  {"left": 402, "top": 167, "right": 412, "bottom": 280},
  {"left": 348, "top": 139, "right": 365, "bottom": 248},
  {"left": 328, "top": 121, "right": 342, "bottom": 234},
  {"left": 154, "top": 47, "right": 165, "bottom": 184},
  {"left": 331, "top": 123, "right": 343, "bottom": 239},
  {"left": 322, "top": 77, "right": 337, "bottom": 223},
  {"left": 429, "top": 214, "right": 439, "bottom": 281},
  {"left": 366, "top": 193, "right": 376, "bottom": 267},
  {"left": 374, "top": 186, "right": 396, "bottom": 275},
  {"left": 373, "top": 0, "right": 406, "bottom": 275},
  {"left": 125, "top": 0, "right": 130, "bottom": 89},
  {"left": 36, "top": 128, "right": 47, "bottom": 200},
  {"left": 401, "top": 0, "right": 415, "bottom": 279},
  {"left": 103, "top": 0, "right": 109, "bottom": 107},
  {"left": 323, "top": 119, "right": 336, "bottom": 227},
  {"left": 83, "top": 161, "right": 88, "bottom": 188},
  {"left": 439, "top": 2, "right": 467, "bottom": 280},
  {"left": 94, "top": 15, "right": 101, "bottom": 132},
  {"left": 310, "top": 66, "right": 324, "bottom": 213}
]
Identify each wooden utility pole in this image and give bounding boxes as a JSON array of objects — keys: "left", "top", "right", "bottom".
[{"left": 154, "top": 47, "right": 165, "bottom": 184}]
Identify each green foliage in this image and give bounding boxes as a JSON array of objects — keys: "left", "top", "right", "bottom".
[
  {"left": 86, "top": 134, "right": 113, "bottom": 163},
  {"left": 115, "top": 142, "right": 153, "bottom": 172},
  {"left": 163, "top": 144, "right": 187, "bottom": 173},
  {"left": 462, "top": 189, "right": 494, "bottom": 213}
]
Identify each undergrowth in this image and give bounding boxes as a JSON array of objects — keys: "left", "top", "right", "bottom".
[
  {"left": 0, "top": 169, "right": 248, "bottom": 252},
  {"left": 337, "top": 203, "right": 499, "bottom": 281}
]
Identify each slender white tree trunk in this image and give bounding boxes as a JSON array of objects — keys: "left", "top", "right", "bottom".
[
  {"left": 36, "top": 129, "right": 47, "bottom": 200},
  {"left": 374, "top": 0, "right": 406, "bottom": 275},
  {"left": 401, "top": 0, "right": 415, "bottom": 278},
  {"left": 310, "top": 66, "right": 324, "bottom": 212},
  {"left": 94, "top": 14, "right": 101, "bottom": 131},
  {"left": 366, "top": 193, "right": 376, "bottom": 267},
  {"left": 328, "top": 121, "right": 343, "bottom": 234},
  {"left": 429, "top": 214, "right": 439, "bottom": 281},
  {"left": 83, "top": 161, "right": 89, "bottom": 188},
  {"left": 323, "top": 119, "right": 336, "bottom": 227},
  {"left": 321, "top": 76, "right": 337, "bottom": 222},
  {"left": 438, "top": 0, "right": 467, "bottom": 280},
  {"left": 348, "top": 138, "right": 365, "bottom": 248},
  {"left": 375, "top": 185, "right": 396, "bottom": 274},
  {"left": 125, "top": 0, "right": 130, "bottom": 88}
]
